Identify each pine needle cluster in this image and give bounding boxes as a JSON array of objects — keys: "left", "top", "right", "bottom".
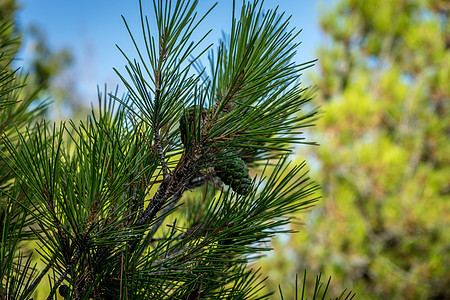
[{"left": 0, "top": 1, "right": 326, "bottom": 299}]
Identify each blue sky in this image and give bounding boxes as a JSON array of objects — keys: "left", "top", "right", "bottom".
[{"left": 15, "top": 0, "right": 334, "bottom": 107}]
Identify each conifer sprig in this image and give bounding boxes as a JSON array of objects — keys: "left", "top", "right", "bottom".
[{"left": 1, "top": 0, "right": 324, "bottom": 298}]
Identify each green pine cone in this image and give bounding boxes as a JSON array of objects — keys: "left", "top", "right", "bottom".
[
  {"left": 215, "top": 152, "right": 252, "bottom": 195},
  {"left": 59, "top": 284, "right": 69, "bottom": 298}
]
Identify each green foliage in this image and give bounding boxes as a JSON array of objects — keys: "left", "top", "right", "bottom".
[
  {"left": 278, "top": 271, "right": 354, "bottom": 300},
  {"left": 0, "top": 0, "right": 21, "bottom": 69},
  {"left": 1, "top": 0, "right": 324, "bottom": 298},
  {"left": 261, "top": 0, "right": 450, "bottom": 299},
  {"left": 0, "top": 2, "right": 50, "bottom": 299},
  {"left": 27, "top": 25, "right": 73, "bottom": 90}
]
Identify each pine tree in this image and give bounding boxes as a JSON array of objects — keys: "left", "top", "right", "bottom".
[
  {"left": 0, "top": 1, "right": 50, "bottom": 298},
  {"left": 0, "top": 0, "right": 76, "bottom": 119},
  {"left": 0, "top": 1, "right": 329, "bottom": 298},
  {"left": 261, "top": 0, "right": 449, "bottom": 299}
]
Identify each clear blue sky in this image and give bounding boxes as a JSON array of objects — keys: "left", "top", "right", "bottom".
[{"left": 15, "top": 0, "right": 334, "bottom": 107}]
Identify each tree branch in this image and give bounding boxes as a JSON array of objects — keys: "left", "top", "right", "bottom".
[
  {"left": 149, "top": 189, "right": 183, "bottom": 237},
  {"left": 46, "top": 247, "right": 81, "bottom": 300},
  {"left": 154, "top": 129, "right": 169, "bottom": 178}
]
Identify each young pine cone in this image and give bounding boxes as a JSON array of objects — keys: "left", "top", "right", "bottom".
[{"left": 214, "top": 152, "right": 252, "bottom": 195}]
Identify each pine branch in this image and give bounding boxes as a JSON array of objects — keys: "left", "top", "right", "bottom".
[
  {"left": 1, "top": 1, "right": 322, "bottom": 298},
  {"left": 47, "top": 247, "right": 81, "bottom": 300},
  {"left": 149, "top": 189, "right": 183, "bottom": 237},
  {"left": 153, "top": 23, "right": 170, "bottom": 178},
  {"left": 154, "top": 129, "right": 169, "bottom": 178}
]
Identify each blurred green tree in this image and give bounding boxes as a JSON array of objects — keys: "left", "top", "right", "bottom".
[
  {"left": 1, "top": 0, "right": 83, "bottom": 120},
  {"left": 1, "top": 1, "right": 86, "bottom": 297},
  {"left": 0, "top": 0, "right": 20, "bottom": 68},
  {"left": 0, "top": 0, "right": 50, "bottom": 183},
  {"left": 260, "top": 0, "right": 449, "bottom": 299}
]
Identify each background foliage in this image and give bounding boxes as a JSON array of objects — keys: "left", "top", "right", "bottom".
[{"left": 261, "top": 0, "right": 449, "bottom": 299}]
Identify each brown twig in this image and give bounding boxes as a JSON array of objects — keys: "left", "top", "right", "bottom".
[
  {"left": 152, "top": 27, "right": 170, "bottom": 180},
  {"left": 154, "top": 129, "right": 169, "bottom": 178},
  {"left": 46, "top": 247, "right": 81, "bottom": 300}
]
